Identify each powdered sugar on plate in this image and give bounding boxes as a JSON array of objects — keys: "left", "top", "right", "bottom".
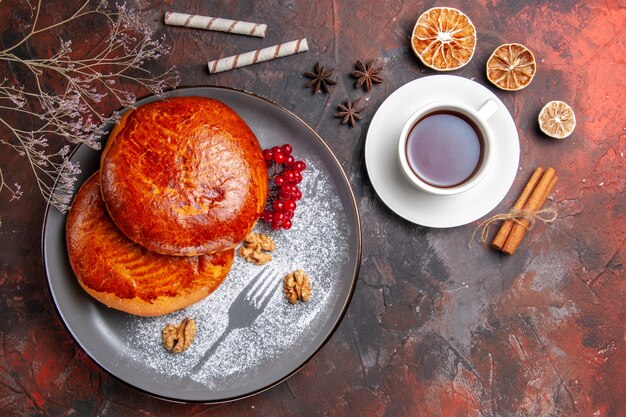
[{"left": 122, "top": 152, "right": 349, "bottom": 390}]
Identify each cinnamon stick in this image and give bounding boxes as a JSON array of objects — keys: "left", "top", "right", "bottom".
[
  {"left": 501, "top": 168, "right": 557, "bottom": 255},
  {"left": 492, "top": 167, "right": 545, "bottom": 250},
  {"left": 538, "top": 176, "right": 557, "bottom": 209}
]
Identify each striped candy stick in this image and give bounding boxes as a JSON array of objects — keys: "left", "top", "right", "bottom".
[
  {"left": 164, "top": 12, "right": 267, "bottom": 38},
  {"left": 207, "top": 38, "right": 309, "bottom": 74}
]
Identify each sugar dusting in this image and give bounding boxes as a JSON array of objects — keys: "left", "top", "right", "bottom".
[{"left": 122, "top": 153, "right": 349, "bottom": 390}]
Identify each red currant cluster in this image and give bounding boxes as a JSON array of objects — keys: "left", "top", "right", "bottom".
[{"left": 261, "top": 144, "right": 307, "bottom": 230}]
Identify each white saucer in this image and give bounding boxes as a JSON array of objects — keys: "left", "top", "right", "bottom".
[{"left": 364, "top": 75, "right": 519, "bottom": 228}]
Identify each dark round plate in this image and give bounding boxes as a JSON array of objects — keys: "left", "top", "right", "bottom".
[{"left": 42, "top": 87, "right": 361, "bottom": 403}]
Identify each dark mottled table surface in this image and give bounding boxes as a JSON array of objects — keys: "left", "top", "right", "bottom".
[{"left": 1, "top": 0, "right": 624, "bottom": 416}]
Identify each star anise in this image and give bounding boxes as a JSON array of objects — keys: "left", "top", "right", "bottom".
[
  {"left": 350, "top": 60, "right": 384, "bottom": 92},
  {"left": 304, "top": 62, "right": 337, "bottom": 94},
  {"left": 335, "top": 97, "right": 365, "bottom": 127}
]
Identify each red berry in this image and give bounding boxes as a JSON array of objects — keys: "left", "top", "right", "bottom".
[
  {"left": 266, "top": 160, "right": 274, "bottom": 168},
  {"left": 293, "top": 172, "right": 302, "bottom": 184},
  {"left": 293, "top": 187, "right": 302, "bottom": 200},
  {"left": 272, "top": 200, "right": 284, "bottom": 211},
  {"left": 271, "top": 146, "right": 282, "bottom": 154},
  {"left": 274, "top": 153, "right": 286, "bottom": 164},
  {"left": 272, "top": 211, "right": 285, "bottom": 225},
  {"left": 294, "top": 160, "right": 306, "bottom": 171},
  {"left": 285, "top": 200, "right": 296, "bottom": 211},
  {"left": 281, "top": 144, "right": 293, "bottom": 155},
  {"left": 284, "top": 209, "right": 294, "bottom": 219},
  {"left": 274, "top": 175, "right": 285, "bottom": 186},
  {"left": 284, "top": 170, "right": 296, "bottom": 183},
  {"left": 282, "top": 219, "right": 293, "bottom": 230},
  {"left": 279, "top": 188, "right": 292, "bottom": 200},
  {"left": 271, "top": 221, "right": 281, "bottom": 230},
  {"left": 282, "top": 184, "right": 293, "bottom": 193},
  {"left": 262, "top": 210, "right": 273, "bottom": 222},
  {"left": 285, "top": 155, "right": 295, "bottom": 167},
  {"left": 263, "top": 149, "right": 274, "bottom": 161}
]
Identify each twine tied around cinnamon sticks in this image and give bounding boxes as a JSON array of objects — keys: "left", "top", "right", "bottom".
[
  {"left": 471, "top": 207, "right": 558, "bottom": 248},
  {"left": 471, "top": 167, "right": 558, "bottom": 255}
]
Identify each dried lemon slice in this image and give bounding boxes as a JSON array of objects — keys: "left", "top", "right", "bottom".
[
  {"left": 411, "top": 7, "right": 477, "bottom": 71},
  {"left": 538, "top": 101, "right": 576, "bottom": 139},
  {"left": 487, "top": 43, "right": 537, "bottom": 91}
]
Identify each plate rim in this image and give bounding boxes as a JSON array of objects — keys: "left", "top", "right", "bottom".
[
  {"left": 364, "top": 74, "right": 520, "bottom": 228},
  {"left": 41, "top": 85, "right": 362, "bottom": 404}
]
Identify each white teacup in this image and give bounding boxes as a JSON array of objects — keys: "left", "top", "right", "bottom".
[{"left": 397, "top": 99, "right": 499, "bottom": 196}]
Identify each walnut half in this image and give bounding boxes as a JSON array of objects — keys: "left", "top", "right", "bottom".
[
  {"left": 162, "top": 317, "right": 196, "bottom": 353},
  {"left": 245, "top": 232, "right": 275, "bottom": 252},
  {"left": 238, "top": 232, "right": 275, "bottom": 265},
  {"left": 284, "top": 269, "right": 312, "bottom": 304}
]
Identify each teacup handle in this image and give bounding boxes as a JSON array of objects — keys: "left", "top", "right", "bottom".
[{"left": 477, "top": 98, "right": 499, "bottom": 120}]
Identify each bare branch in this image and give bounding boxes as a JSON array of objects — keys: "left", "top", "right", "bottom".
[{"left": 0, "top": 1, "right": 180, "bottom": 212}]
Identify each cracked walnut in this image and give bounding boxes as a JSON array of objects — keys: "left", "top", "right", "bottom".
[
  {"left": 162, "top": 317, "right": 196, "bottom": 353},
  {"left": 238, "top": 232, "right": 275, "bottom": 265},
  {"left": 284, "top": 269, "right": 312, "bottom": 304}
]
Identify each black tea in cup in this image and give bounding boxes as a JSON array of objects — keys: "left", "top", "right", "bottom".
[{"left": 405, "top": 110, "right": 484, "bottom": 188}]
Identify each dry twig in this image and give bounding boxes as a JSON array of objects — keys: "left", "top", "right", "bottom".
[{"left": 0, "top": 0, "right": 179, "bottom": 212}]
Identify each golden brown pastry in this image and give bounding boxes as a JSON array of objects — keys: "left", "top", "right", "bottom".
[
  {"left": 100, "top": 96, "right": 268, "bottom": 256},
  {"left": 66, "top": 173, "right": 234, "bottom": 316}
]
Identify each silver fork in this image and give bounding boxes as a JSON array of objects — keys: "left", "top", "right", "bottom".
[{"left": 192, "top": 265, "right": 280, "bottom": 373}]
